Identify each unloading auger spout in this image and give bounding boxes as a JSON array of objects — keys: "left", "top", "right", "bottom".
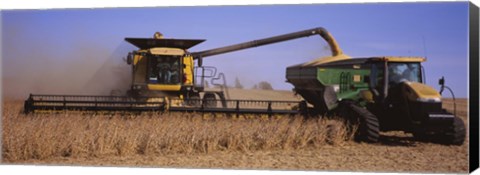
[{"left": 191, "top": 27, "right": 344, "bottom": 63}]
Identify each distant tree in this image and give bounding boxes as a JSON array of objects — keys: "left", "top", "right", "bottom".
[
  {"left": 234, "top": 77, "right": 244, "bottom": 89},
  {"left": 252, "top": 84, "right": 258, "bottom": 89},
  {"left": 257, "top": 81, "right": 273, "bottom": 90}
]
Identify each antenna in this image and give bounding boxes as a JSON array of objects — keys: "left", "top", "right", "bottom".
[{"left": 422, "top": 35, "right": 428, "bottom": 59}]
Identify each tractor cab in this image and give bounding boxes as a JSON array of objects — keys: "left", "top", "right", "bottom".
[
  {"left": 367, "top": 57, "right": 450, "bottom": 131},
  {"left": 368, "top": 57, "right": 427, "bottom": 100}
]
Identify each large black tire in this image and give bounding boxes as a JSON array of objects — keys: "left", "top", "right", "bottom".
[
  {"left": 414, "top": 117, "right": 466, "bottom": 145},
  {"left": 443, "top": 117, "right": 466, "bottom": 145},
  {"left": 203, "top": 93, "right": 217, "bottom": 108},
  {"left": 186, "top": 93, "right": 201, "bottom": 107},
  {"left": 349, "top": 104, "right": 380, "bottom": 143}
]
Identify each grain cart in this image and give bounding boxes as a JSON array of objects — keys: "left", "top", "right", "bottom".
[{"left": 286, "top": 55, "right": 466, "bottom": 145}]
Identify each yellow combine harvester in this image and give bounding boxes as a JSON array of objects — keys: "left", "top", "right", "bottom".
[{"left": 25, "top": 28, "right": 340, "bottom": 115}]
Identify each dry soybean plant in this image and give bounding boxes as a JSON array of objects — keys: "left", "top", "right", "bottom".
[{"left": 2, "top": 101, "right": 355, "bottom": 162}]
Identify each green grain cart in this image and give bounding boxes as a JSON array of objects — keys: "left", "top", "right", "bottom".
[{"left": 286, "top": 51, "right": 466, "bottom": 145}]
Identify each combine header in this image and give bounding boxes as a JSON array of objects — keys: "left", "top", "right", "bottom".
[
  {"left": 24, "top": 94, "right": 303, "bottom": 115},
  {"left": 24, "top": 95, "right": 166, "bottom": 114}
]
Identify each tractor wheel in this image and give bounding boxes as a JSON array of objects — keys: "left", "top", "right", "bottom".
[
  {"left": 414, "top": 117, "right": 466, "bottom": 145},
  {"left": 203, "top": 93, "right": 217, "bottom": 108},
  {"left": 442, "top": 117, "right": 466, "bottom": 145},
  {"left": 349, "top": 104, "right": 380, "bottom": 143},
  {"left": 186, "top": 94, "right": 201, "bottom": 107}
]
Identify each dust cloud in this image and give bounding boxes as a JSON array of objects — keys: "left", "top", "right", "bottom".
[{"left": 2, "top": 42, "right": 133, "bottom": 100}]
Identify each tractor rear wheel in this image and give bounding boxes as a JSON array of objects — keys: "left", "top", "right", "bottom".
[{"left": 349, "top": 104, "right": 380, "bottom": 143}]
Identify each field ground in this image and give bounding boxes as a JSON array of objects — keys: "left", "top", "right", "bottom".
[
  {"left": 22, "top": 140, "right": 468, "bottom": 173},
  {"left": 1, "top": 89, "right": 469, "bottom": 173}
]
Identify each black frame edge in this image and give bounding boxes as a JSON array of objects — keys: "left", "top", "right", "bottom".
[{"left": 469, "top": 1, "right": 479, "bottom": 173}]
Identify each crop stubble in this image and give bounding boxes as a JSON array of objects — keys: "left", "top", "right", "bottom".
[{"left": 1, "top": 93, "right": 469, "bottom": 173}]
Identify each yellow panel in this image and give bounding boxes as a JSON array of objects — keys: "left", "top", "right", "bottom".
[
  {"left": 359, "top": 90, "right": 374, "bottom": 102},
  {"left": 149, "top": 47, "right": 185, "bottom": 55},
  {"left": 385, "top": 57, "right": 426, "bottom": 62},
  {"left": 133, "top": 54, "right": 141, "bottom": 65},
  {"left": 133, "top": 50, "right": 149, "bottom": 65},
  {"left": 403, "top": 82, "right": 441, "bottom": 101},
  {"left": 134, "top": 55, "right": 147, "bottom": 84},
  {"left": 147, "top": 84, "right": 182, "bottom": 91},
  {"left": 353, "top": 75, "right": 361, "bottom": 82},
  {"left": 182, "top": 55, "right": 194, "bottom": 85}
]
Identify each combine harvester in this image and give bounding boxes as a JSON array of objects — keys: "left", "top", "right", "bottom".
[
  {"left": 24, "top": 27, "right": 465, "bottom": 145},
  {"left": 24, "top": 28, "right": 338, "bottom": 115}
]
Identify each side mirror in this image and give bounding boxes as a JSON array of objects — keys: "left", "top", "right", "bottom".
[
  {"left": 438, "top": 76, "right": 445, "bottom": 86},
  {"left": 126, "top": 52, "right": 133, "bottom": 65}
]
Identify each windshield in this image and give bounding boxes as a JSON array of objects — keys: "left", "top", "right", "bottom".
[
  {"left": 148, "top": 55, "right": 181, "bottom": 84},
  {"left": 388, "top": 62, "right": 421, "bottom": 84}
]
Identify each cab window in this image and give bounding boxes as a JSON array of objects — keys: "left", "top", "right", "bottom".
[
  {"left": 388, "top": 63, "right": 421, "bottom": 85},
  {"left": 148, "top": 55, "right": 181, "bottom": 84}
]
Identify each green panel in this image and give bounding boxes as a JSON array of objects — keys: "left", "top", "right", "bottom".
[
  {"left": 317, "top": 67, "right": 371, "bottom": 100},
  {"left": 316, "top": 68, "right": 370, "bottom": 85}
]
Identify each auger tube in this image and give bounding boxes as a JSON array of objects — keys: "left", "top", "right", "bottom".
[{"left": 191, "top": 27, "right": 343, "bottom": 59}]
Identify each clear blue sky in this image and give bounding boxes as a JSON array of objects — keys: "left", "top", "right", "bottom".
[{"left": 1, "top": 2, "right": 469, "bottom": 98}]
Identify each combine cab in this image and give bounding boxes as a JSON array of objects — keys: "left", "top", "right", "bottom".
[{"left": 123, "top": 34, "right": 227, "bottom": 104}]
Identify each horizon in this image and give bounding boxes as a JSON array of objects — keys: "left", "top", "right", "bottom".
[{"left": 1, "top": 2, "right": 469, "bottom": 98}]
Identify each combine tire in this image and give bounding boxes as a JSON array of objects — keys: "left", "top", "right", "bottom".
[
  {"left": 186, "top": 94, "right": 201, "bottom": 107},
  {"left": 203, "top": 93, "right": 217, "bottom": 108},
  {"left": 349, "top": 104, "right": 380, "bottom": 143}
]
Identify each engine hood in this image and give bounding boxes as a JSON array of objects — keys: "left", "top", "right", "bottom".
[{"left": 402, "top": 81, "right": 442, "bottom": 102}]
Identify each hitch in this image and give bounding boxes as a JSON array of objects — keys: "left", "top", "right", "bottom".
[{"left": 438, "top": 76, "right": 456, "bottom": 116}]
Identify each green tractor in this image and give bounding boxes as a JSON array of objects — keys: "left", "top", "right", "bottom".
[{"left": 286, "top": 50, "right": 466, "bottom": 145}]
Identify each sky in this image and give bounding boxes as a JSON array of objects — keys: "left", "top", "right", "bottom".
[{"left": 1, "top": 2, "right": 470, "bottom": 98}]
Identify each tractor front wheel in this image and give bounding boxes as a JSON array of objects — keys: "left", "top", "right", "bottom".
[
  {"left": 413, "top": 117, "right": 466, "bottom": 145},
  {"left": 442, "top": 117, "right": 466, "bottom": 145}
]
